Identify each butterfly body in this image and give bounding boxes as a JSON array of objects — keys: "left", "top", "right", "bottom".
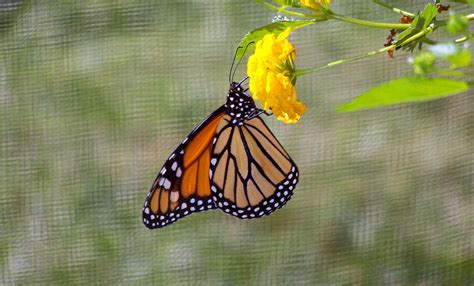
[{"left": 142, "top": 82, "right": 298, "bottom": 229}]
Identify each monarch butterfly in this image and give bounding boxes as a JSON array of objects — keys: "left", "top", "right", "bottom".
[{"left": 142, "top": 47, "right": 299, "bottom": 229}]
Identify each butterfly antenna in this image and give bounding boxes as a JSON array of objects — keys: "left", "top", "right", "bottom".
[
  {"left": 231, "top": 41, "right": 254, "bottom": 84},
  {"left": 229, "top": 46, "right": 242, "bottom": 84},
  {"left": 238, "top": 76, "right": 249, "bottom": 86}
]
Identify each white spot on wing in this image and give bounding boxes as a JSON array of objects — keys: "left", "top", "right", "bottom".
[
  {"left": 163, "top": 179, "right": 171, "bottom": 190},
  {"left": 170, "top": 191, "right": 179, "bottom": 203},
  {"left": 171, "top": 162, "right": 178, "bottom": 171}
]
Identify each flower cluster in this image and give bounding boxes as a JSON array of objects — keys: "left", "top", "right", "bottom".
[{"left": 247, "top": 28, "right": 307, "bottom": 123}]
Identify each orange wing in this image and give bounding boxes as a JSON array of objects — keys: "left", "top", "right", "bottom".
[{"left": 143, "top": 107, "right": 226, "bottom": 229}]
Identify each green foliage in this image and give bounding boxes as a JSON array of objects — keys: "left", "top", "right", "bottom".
[
  {"left": 236, "top": 20, "right": 315, "bottom": 60},
  {"left": 447, "top": 48, "right": 472, "bottom": 68},
  {"left": 337, "top": 77, "right": 470, "bottom": 112},
  {"left": 412, "top": 52, "right": 436, "bottom": 75},
  {"left": 256, "top": 0, "right": 474, "bottom": 111},
  {"left": 410, "top": 43, "right": 472, "bottom": 79},
  {"left": 395, "top": 3, "right": 438, "bottom": 52},
  {"left": 447, "top": 14, "right": 469, "bottom": 34}
]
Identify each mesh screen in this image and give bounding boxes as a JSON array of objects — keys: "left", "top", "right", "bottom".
[{"left": 1, "top": 1, "right": 473, "bottom": 285}]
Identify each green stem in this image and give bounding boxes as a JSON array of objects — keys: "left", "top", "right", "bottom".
[
  {"left": 421, "top": 37, "right": 437, "bottom": 45},
  {"left": 328, "top": 12, "right": 410, "bottom": 29},
  {"left": 455, "top": 35, "right": 472, "bottom": 44},
  {"left": 372, "top": 0, "right": 416, "bottom": 17},
  {"left": 424, "top": 34, "right": 473, "bottom": 45},
  {"left": 295, "top": 45, "right": 394, "bottom": 76},
  {"left": 402, "top": 28, "right": 431, "bottom": 45},
  {"left": 296, "top": 29, "right": 428, "bottom": 76}
]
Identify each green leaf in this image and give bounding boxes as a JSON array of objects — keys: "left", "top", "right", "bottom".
[
  {"left": 434, "top": 70, "right": 466, "bottom": 77},
  {"left": 420, "top": 4, "right": 438, "bottom": 30},
  {"left": 235, "top": 20, "right": 314, "bottom": 61},
  {"left": 447, "top": 14, "right": 469, "bottom": 34},
  {"left": 447, "top": 48, "right": 471, "bottom": 67},
  {"left": 396, "top": 3, "right": 438, "bottom": 52},
  {"left": 336, "top": 77, "right": 469, "bottom": 112}
]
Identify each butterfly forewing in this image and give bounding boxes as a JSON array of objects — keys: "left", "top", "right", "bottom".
[{"left": 142, "top": 107, "right": 226, "bottom": 229}]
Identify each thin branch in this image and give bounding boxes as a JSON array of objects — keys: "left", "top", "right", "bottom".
[{"left": 327, "top": 12, "right": 410, "bottom": 30}]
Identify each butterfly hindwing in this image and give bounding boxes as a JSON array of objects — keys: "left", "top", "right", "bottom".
[
  {"left": 209, "top": 114, "right": 299, "bottom": 219},
  {"left": 142, "top": 106, "right": 226, "bottom": 229}
]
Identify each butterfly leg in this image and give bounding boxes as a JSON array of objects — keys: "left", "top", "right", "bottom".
[
  {"left": 247, "top": 109, "right": 273, "bottom": 120},
  {"left": 263, "top": 110, "right": 273, "bottom": 116}
]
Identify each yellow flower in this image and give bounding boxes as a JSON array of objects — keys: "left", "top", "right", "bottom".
[
  {"left": 300, "top": 0, "right": 331, "bottom": 15},
  {"left": 247, "top": 28, "right": 307, "bottom": 123}
]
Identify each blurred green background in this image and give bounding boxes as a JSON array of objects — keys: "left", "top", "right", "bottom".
[{"left": 1, "top": 0, "right": 473, "bottom": 285}]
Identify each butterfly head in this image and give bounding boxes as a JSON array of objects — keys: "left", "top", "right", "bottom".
[{"left": 226, "top": 81, "right": 258, "bottom": 124}]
